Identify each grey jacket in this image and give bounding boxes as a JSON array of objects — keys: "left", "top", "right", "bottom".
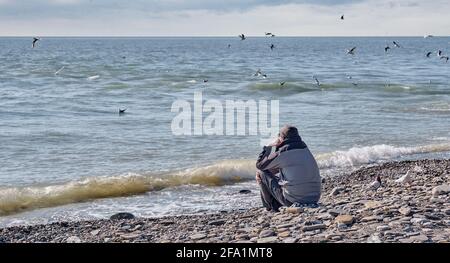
[{"left": 256, "top": 138, "right": 321, "bottom": 204}]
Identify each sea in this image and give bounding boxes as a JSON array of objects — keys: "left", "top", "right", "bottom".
[{"left": 0, "top": 36, "right": 449, "bottom": 226}]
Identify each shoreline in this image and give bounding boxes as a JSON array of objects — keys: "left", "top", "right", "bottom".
[{"left": 0, "top": 159, "right": 449, "bottom": 243}]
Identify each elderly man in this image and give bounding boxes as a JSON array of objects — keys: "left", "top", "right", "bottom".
[{"left": 256, "top": 125, "right": 321, "bottom": 211}]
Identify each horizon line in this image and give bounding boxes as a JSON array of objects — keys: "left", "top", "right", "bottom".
[{"left": 0, "top": 35, "right": 448, "bottom": 38}]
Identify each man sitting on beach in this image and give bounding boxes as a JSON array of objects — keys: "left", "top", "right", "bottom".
[{"left": 256, "top": 125, "right": 321, "bottom": 211}]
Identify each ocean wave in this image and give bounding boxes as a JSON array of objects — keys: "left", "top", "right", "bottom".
[
  {"left": 1, "top": 143, "right": 450, "bottom": 216},
  {"left": 0, "top": 160, "right": 254, "bottom": 216},
  {"left": 315, "top": 143, "right": 450, "bottom": 168}
]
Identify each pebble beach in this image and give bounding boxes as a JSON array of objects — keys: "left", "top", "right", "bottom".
[{"left": 1, "top": 159, "right": 449, "bottom": 243}]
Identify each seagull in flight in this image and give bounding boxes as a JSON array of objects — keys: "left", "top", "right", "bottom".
[
  {"left": 441, "top": 56, "right": 449, "bottom": 62},
  {"left": 385, "top": 46, "right": 391, "bottom": 53},
  {"left": 347, "top": 47, "right": 356, "bottom": 55},
  {"left": 55, "top": 66, "right": 65, "bottom": 75},
  {"left": 393, "top": 41, "right": 401, "bottom": 48},
  {"left": 313, "top": 76, "right": 321, "bottom": 87},
  {"left": 437, "top": 50, "right": 443, "bottom": 57},
  {"left": 426, "top": 52, "right": 432, "bottom": 58},
  {"left": 265, "top": 32, "right": 273, "bottom": 36},
  {"left": 119, "top": 108, "right": 126, "bottom": 115},
  {"left": 239, "top": 34, "right": 246, "bottom": 40},
  {"left": 270, "top": 44, "right": 275, "bottom": 50},
  {"left": 340, "top": 15, "right": 344, "bottom": 20},
  {"left": 279, "top": 81, "right": 286, "bottom": 86},
  {"left": 32, "top": 37, "right": 40, "bottom": 48},
  {"left": 254, "top": 69, "right": 262, "bottom": 77}
]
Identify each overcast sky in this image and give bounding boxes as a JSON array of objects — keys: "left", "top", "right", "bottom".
[{"left": 0, "top": 0, "right": 449, "bottom": 36}]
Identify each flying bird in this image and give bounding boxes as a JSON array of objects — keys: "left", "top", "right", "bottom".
[
  {"left": 347, "top": 47, "right": 356, "bottom": 55},
  {"left": 271, "top": 34, "right": 276, "bottom": 37},
  {"left": 280, "top": 82, "right": 286, "bottom": 86},
  {"left": 239, "top": 34, "right": 246, "bottom": 40},
  {"left": 313, "top": 76, "right": 321, "bottom": 87},
  {"left": 341, "top": 15, "right": 344, "bottom": 20},
  {"left": 437, "top": 50, "right": 443, "bottom": 57},
  {"left": 203, "top": 79, "right": 208, "bottom": 83},
  {"left": 441, "top": 56, "right": 449, "bottom": 62},
  {"left": 32, "top": 37, "right": 40, "bottom": 48},
  {"left": 265, "top": 32, "right": 273, "bottom": 36},
  {"left": 270, "top": 44, "right": 275, "bottom": 50},
  {"left": 426, "top": 52, "right": 432, "bottom": 58},
  {"left": 55, "top": 66, "right": 65, "bottom": 75},
  {"left": 119, "top": 108, "right": 126, "bottom": 115},
  {"left": 254, "top": 69, "right": 262, "bottom": 77},
  {"left": 393, "top": 41, "right": 401, "bottom": 48},
  {"left": 385, "top": 46, "right": 391, "bottom": 53}
]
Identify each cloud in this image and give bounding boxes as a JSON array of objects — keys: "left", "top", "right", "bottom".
[{"left": 0, "top": 0, "right": 449, "bottom": 36}]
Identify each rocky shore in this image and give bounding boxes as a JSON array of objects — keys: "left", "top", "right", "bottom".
[{"left": 1, "top": 159, "right": 449, "bottom": 243}]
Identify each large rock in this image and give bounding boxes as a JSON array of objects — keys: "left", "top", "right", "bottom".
[
  {"left": 431, "top": 185, "right": 450, "bottom": 197},
  {"left": 110, "top": 212, "right": 135, "bottom": 220}
]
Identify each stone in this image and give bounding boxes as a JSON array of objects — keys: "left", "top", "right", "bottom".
[
  {"left": 424, "top": 214, "right": 441, "bottom": 221},
  {"left": 409, "top": 235, "right": 429, "bottom": 243},
  {"left": 66, "top": 236, "right": 82, "bottom": 243},
  {"left": 282, "top": 238, "right": 298, "bottom": 243},
  {"left": 257, "top": 236, "right": 278, "bottom": 243},
  {"left": 239, "top": 189, "right": 251, "bottom": 194},
  {"left": 367, "top": 234, "right": 382, "bottom": 243},
  {"left": 376, "top": 225, "right": 391, "bottom": 232},
  {"left": 90, "top": 229, "right": 100, "bottom": 236},
  {"left": 110, "top": 212, "right": 135, "bottom": 220},
  {"left": 120, "top": 233, "right": 141, "bottom": 240},
  {"left": 365, "top": 201, "right": 382, "bottom": 209},
  {"left": 190, "top": 234, "right": 207, "bottom": 240},
  {"left": 328, "top": 209, "right": 344, "bottom": 217},
  {"left": 405, "top": 232, "right": 420, "bottom": 237},
  {"left": 278, "top": 231, "right": 291, "bottom": 238},
  {"left": 277, "top": 223, "right": 294, "bottom": 229},
  {"left": 302, "top": 224, "right": 326, "bottom": 232},
  {"left": 285, "top": 207, "right": 303, "bottom": 214},
  {"left": 160, "top": 220, "right": 175, "bottom": 226},
  {"left": 361, "top": 216, "right": 378, "bottom": 222},
  {"left": 399, "top": 207, "right": 412, "bottom": 216},
  {"left": 330, "top": 187, "right": 345, "bottom": 196},
  {"left": 411, "top": 218, "right": 427, "bottom": 224},
  {"left": 259, "top": 230, "right": 275, "bottom": 238},
  {"left": 431, "top": 185, "right": 450, "bottom": 197},
  {"left": 335, "top": 215, "right": 354, "bottom": 225},
  {"left": 208, "top": 220, "right": 226, "bottom": 226}
]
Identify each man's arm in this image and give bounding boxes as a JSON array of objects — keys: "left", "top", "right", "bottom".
[{"left": 256, "top": 146, "right": 282, "bottom": 172}]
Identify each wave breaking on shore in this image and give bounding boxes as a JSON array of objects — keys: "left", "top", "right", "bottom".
[{"left": 1, "top": 142, "right": 449, "bottom": 216}]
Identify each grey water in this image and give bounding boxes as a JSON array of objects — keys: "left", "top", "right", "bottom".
[{"left": 0, "top": 37, "right": 449, "bottom": 226}]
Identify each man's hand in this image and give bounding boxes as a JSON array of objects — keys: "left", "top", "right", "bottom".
[
  {"left": 256, "top": 171, "right": 262, "bottom": 184},
  {"left": 268, "top": 137, "right": 282, "bottom": 147}
]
